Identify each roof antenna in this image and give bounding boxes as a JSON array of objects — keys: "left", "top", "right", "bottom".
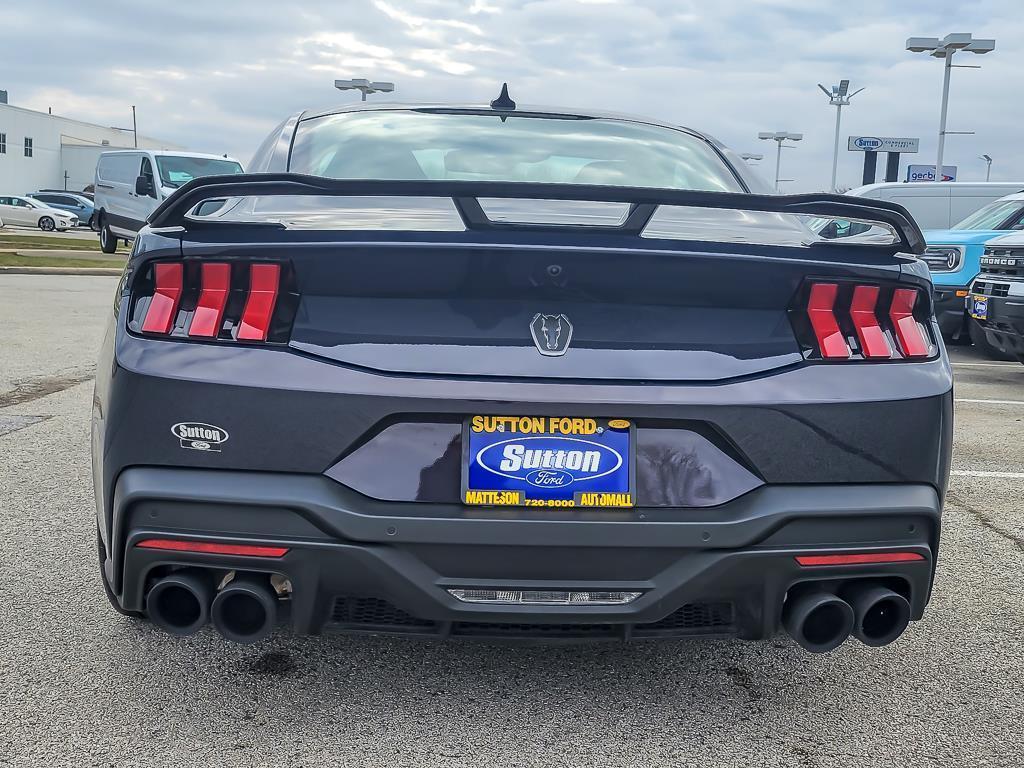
[{"left": 490, "top": 83, "right": 516, "bottom": 111}]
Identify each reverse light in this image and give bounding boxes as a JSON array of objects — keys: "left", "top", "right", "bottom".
[
  {"left": 447, "top": 589, "right": 642, "bottom": 605},
  {"left": 795, "top": 552, "right": 925, "bottom": 566},
  {"left": 137, "top": 538, "right": 289, "bottom": 558}
]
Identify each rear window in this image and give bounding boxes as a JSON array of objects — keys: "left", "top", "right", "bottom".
[{"left": 288, "top": 110, "right": 743, "bottom": 193}]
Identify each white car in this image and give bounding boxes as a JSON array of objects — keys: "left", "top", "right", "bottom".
[{"left": 0, "top": 195, "right": 78, "bottom": 231}]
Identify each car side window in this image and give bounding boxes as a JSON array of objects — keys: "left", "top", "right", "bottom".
[
  {"left": 141, "top": 157, "right": 154, "bottom": 182},
  {"left": 0, "top": 197, "right": 9, "bottom": 206}
]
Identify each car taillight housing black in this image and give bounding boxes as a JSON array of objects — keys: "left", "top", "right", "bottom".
[
  {"left": 128, "top": 260, "right": 298, "bottom": 343},
  {"left": 790, "top": 280, "right": 936, "bottom": 361}
]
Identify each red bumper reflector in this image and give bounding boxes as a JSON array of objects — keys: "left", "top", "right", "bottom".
[
  {"left": 806, "top": 283, "right": 850, "bottom": 359},
  {"left": 188, "top": 262, "right": 232, "bottom": 337},
  {"left": 237, "top": 263, "right": 280, "bottom": 341},
  {"left": 136, "top": 539, "right": 289, "bottom": 558},
  {"left": 889, "top": 288, "right": 929, "bottom": 358},
  {"left": 141, "top": 263, "right": 183, "bottom": 334},
  {"left": 795, "top": 552, "right": 926, "bottom": 566},
  {"left": 849, "top": 285, "right": 892, "bottom": 359}
]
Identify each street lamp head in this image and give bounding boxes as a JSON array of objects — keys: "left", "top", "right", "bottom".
[
  {"left": 982, "top": 154, "right": 992, "bottom": 162},
  {"left": 334, "top": 78, "right": 395, "bottom": 96},
  {"left": 757, "top": 132, "right": 775, "bottom": 140},
  {"left": 782, "top": 132, "right": 803, "bottom": 142},
  {"left": 966, "top": 38, "right": 995, "bottom": 54},
  {"left": 941, "top": 33, "right": 974, "bottom": 49},
  {"left": 906, "top": 37, "right": 940, "bottom": 52}
]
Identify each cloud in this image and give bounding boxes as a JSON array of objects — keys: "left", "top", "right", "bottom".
[{"left": 0, "top": 0, "right": 1019, "bottom": 188}]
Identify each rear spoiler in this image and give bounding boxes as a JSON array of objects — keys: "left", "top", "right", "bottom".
[{"left": 147, "top": 173, "right": 925, "bottom": 255}]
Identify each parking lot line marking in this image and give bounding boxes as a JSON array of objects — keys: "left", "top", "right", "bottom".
[
  {"left": 951, "top": 362, "right": 1021, "bottom": 368},
  {"left": 954, "top": 398, "right": 1024, "bottom": 406},
  {"left": 951, "top": 470, "right": 1024, "bottom": 479}
]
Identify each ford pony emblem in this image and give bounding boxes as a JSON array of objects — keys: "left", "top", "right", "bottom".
[{"left": 530, "top": 313, "right": 573, "bottom": 356}]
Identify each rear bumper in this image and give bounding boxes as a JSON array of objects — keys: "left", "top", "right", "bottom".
[
  {"left": 972, "top": 280, "right": 1024, "bottom": 358},
  {"left": 109, "top": 467, "right": 940, "bottom": 642}
]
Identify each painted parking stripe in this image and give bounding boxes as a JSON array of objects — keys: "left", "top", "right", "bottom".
[
  {"left": 954, "top": 398, "right": 1024, "bottom": 406},
  {"left": 951, "top": 470, "right": 1024, "bottom": 479},
  {"left": 951, "top": 362, "right": 1021, "bottom": 368}
]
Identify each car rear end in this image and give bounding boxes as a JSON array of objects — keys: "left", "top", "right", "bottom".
[
  {"left": 91, "top": 173, "right": 951, "bottom": 653},
  {"left": 969, "top": 240, "right": 1024, "bottom": 360}
]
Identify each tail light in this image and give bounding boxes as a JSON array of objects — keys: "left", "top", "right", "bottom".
[
  {"left": 130, "top": 260, "right": 297, "bottom": 343},
  {"left": 792, "top": 280, "right": 935, "bottom": 361}
]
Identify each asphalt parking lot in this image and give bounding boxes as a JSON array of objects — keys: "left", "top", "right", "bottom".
[{"left": 1, "top": 274, "right": 1022, "bottom": 767}]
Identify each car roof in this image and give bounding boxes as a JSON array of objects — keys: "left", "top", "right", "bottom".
[
  {"left": 98, "top": 149, "right": 241, "bottom": 162},
  {"left": 296, "top": 101, "right": 713, "bottom": 142},
  {"left": 847, "top": 181, "right": 1024, "bottom": 196}
]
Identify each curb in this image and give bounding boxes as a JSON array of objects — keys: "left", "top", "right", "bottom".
[{"left": 0, "top": 266, "right": 123, "bottom": 276}]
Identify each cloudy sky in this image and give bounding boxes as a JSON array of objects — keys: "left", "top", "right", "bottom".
[{"left": 2, "top": 0, "right": 1018, "bottom": 191}]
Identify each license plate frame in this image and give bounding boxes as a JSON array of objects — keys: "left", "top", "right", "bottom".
[
  {"left": 462, "top": 416, "right": 635, "bottom": 508},
  {"left": 969, "top": 294, "right": 989, "bottom": 321}
]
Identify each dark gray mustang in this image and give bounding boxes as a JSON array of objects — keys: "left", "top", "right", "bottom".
[{"left": 92, "top": 91, "right": 951, "bottom": 652}]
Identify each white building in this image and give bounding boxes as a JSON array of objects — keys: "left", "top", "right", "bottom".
[{"left": 0, "top": 95, "right": 182, "bottom": 194}]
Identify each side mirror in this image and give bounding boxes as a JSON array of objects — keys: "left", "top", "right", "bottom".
[{"left": 135, "top": 175, "right": 155, "bottom": 197}]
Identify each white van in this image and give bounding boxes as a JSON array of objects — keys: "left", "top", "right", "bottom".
[
  {"left": 845, "top": 181, "right": 1024, "bottom": 231},
  {"left": 94, "top": 150, "right": 243, "bottom": 252}
]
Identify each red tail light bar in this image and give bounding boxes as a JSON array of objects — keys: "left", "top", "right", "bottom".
[
  {"left": 795, "top": 551, "right": 926, "bottom": 566},
  {"left": 237, "top": 263, "right": 281, "bottom": 342},
  {"left": 795, "top": 281, "right": 934, "bottom": 361},
  {"left": 140, "top": 263, "right": 183, "bottom": 334},
  {"left": 133, "top": 260, "right": 293, "bottom": 343},
  {"left": 137, "top": 538, "right": 289, "bottom": 558}
]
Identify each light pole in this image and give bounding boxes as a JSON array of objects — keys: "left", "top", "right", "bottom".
[
  {"left": 758, "top": 132, "right": 803, "bottom": 191},
  {"left": 817, "top": 80, "right": 864, "bottom": 192},
  {"left": 981, "top": 154, "right": 993, "bottom": 181},
  {"left": 334, "top": 78, "right": 395, "bottom": 101},
  {"left": 906, "top": 34, "right": 995, "bottom": 179}
]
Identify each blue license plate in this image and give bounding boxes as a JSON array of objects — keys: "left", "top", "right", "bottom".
[
  {"left": 463, "top": 416, "right": 634, "bottom": 508},
  {"left": 970, "top": 295, "right": 988, "bottom": 320}
]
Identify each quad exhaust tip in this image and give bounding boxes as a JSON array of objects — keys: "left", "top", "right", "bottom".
[
  {"left": 146, "top": 571, "right": 213, "bottom": 636},
  {"left": 210, "top": 574, "right": 278, "bottom": 644},
  {"left": 783, "top": 590, "right": 855, "bottom": 653},
  {"left": 843, "top": 583, "right": 912, "bottom": 647}
]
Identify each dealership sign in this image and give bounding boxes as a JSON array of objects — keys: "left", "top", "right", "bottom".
[
  {"left": 848, "top": 136, "right": 920, "bottom": 153},
  {"left": 906, "top": 165, "right": 958, "bottom": 183}
]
